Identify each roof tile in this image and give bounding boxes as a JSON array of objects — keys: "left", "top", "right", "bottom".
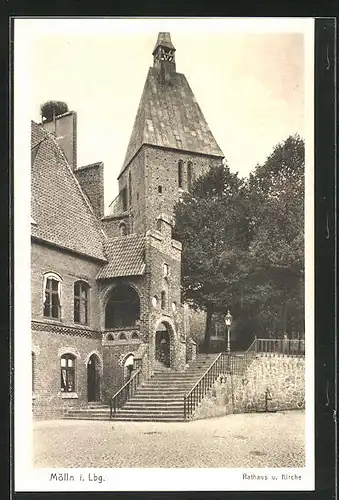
[
  {"left": 31, "top": 121, "right": 106, "bottom": 261},
  {"left": 96, "top": 234, "right": 146, "bottom": 279},
  {"left": 119, "top": 67, "right": 224, "bottom": 176}
]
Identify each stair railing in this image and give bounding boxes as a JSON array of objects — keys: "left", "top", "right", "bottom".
[
  {"left": 250, "top": 338, "right": 305, "bottom": 356},
  {"left": 110, "top": 368, "right": 142, "bottom": 419},
  {"left": 184, "top": 353, "right": 224, "bottom": 420}
]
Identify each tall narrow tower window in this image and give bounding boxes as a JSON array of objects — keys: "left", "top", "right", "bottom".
[
  {"left": 178, "top": 160, "right": 183, "bottom": 188},
  {"left": 121, "top": 188, "right": 127, "bottom": 212},
  {"left": 187, "top": 161, "right": 193, "bottom": 192},
  {"left": 161, "top": 291, "right": 167, "bottom": 310},
  {"left": 128, "top": 171, "right": 132, "bottom": 206},
  {"left": 156, "top": 219, "right": 162, "bottom": 232},
  {"left": 158, "top": 185, "right": 162, "bottom": 194}
]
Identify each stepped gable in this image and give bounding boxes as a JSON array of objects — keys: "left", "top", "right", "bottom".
[
  {"left": 96, "top": 234, "right": 146, "bottom": 279},
  {"left": 119, "top": 33, "right": 224, "bottom": 177},
  {"left": 31, "top": 121, "right": 106, "bottom": 261}
]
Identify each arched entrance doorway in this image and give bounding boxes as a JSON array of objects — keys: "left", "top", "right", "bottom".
[
  {"left": 87, "top": 354, "right": 101, "bottom": 402},
  {"left": 155, "top": 323, "right": 171, "bottom": 368},
  {"left": 123, "top": 353, "right": 135, "bottom": 382}
]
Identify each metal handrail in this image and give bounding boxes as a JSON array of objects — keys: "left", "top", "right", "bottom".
[
  {"left": 110, "top": 368, "right": 141, "bottom": 419},
  {"left": 185, "top": 353, "right": 222, "bottom": 397},
  {"left": 184, "top": 353, "right": 223, "bottom": 420},
  {"left": 246, "top": 338, "right": 257, "bottom": 353}
]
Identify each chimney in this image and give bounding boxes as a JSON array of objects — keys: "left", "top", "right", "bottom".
[{"left": 42, "top": 110, "right": 77, "bottom": 170}]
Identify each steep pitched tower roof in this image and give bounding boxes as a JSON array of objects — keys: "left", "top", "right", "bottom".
[{"left": 119, "top": 32, "right": 224, "bottom": 177}]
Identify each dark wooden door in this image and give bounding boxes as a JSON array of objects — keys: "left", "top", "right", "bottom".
[{"left": 87, "top": 356, "right": 100, "bottom": 402}]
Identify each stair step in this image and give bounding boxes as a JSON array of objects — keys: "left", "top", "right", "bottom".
[
  {"left": 113, "top": 410, "right": 184, "bottom": 417},
  {"left": 111, "top": 416, "right": 185, "bottom": 422},
  {"left": 64, "top": 353, "right": 223, "bottom": 422},
  {"left": 123, "top": 404, "right": 183, "bottom": 411}
]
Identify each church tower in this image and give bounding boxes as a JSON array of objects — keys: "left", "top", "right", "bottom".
[
  {"left": 101, "top": 34, "right": 225, "bottom": 375},
  {"left": 111, "top": 32, "right": 224, "bottom": 235}
]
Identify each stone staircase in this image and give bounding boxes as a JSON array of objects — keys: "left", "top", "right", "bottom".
[{"left": 64, "top": 353, "right": 219, "bottom": 422}]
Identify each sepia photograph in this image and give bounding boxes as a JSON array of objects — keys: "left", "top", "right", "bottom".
[{"left": 14, "top": 17, "right": 314, "bottom": 492}]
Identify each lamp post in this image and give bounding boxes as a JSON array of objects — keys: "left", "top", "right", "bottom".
[{"left": 225, "top": 310, "right": 233, "bottom": 353}]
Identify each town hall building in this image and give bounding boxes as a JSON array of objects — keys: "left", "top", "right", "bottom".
[{"left": 31, "top": 33, "right": 225, "bottom": 419}]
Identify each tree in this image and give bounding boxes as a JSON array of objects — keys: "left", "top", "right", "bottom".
[
  {"left": 174, "top": 134, "right": 305, "bottom": 349},
  {"left": 173, "top": 164, "right": 250, "bottom": 349},
  {"left": 246, "top": 134, "right": 305, "bottom": 336}
]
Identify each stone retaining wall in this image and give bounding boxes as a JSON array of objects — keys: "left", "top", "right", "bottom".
[{"left": 193, "top": 354, "right": 305, "bottom": 420}]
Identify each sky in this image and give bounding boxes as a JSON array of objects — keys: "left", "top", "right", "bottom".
[{"left": 28, "top": 19, "right": 310, "bottom": 213}]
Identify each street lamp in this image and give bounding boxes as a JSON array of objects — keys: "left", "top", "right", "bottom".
[{"left": 225, "top": 310, "right": 233, "bottom": 353}]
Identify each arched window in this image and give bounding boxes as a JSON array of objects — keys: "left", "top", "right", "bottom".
[
  {"left": 119, "top": 332, "right": 127, "bottom": 340},
  {"left": 74, "top": 281, "right": 90, "bottom": 324},
  {"left": 106, "top": 333, "right": 114, "bottom": 341},
  {"left": 43, "top": 272, "right": 62, "bottom": 320},
  {"left": 105, "top": 285, "right": 140, "bottom": 329},
  {"left": 161, "top": 290, "right": 167, "bottom": 310},
  {"left": 60, "top": 354, "right": 76, "bottom": 393},
  {"left": 163, "top": 263, "right": 169, "bottom": 277},
  {"left": 178, "top": 160, "right": 183, "bottom": 188},
  {"left": 158, "top": 185, "right": 162, "bottom": 194},
  {"left": 187, "top": 161, "right": 193, "bottom": 192},
  {"left": 131, "top": 332, "right": 139, "bottom": 340},
  {"left": 128, "top": 171, "right": 132, "bottom": 206},
  {"left": 119, "top": 222, "right": 128, "bottom": 236}
]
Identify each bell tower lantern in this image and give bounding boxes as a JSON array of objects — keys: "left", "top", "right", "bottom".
[{"left": 152, "top": 32, "right": 176, "bottom": 83}]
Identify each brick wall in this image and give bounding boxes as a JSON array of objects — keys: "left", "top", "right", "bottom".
[
  {"left": 102, "top": 342, "right": 143, "bottom": 401},
  {"left": 32, "top": 328, "right": 102, "bottom": 419},
  {"left": 117, "top": 149, "right": 147, "bottom": 234},
  {"left": 31, "top": 241, "right": 102, "bottom": 329},
  {"left": 116, "top": 145, "right": 222, "bottom": 235},
  {"left": 31, "top": 241, "right": 104, "bottom": 418},
  {"left": 193, "top": 354, "right": 305, "bottom": 420},
  {"left": 144, "top": 229, "right": 186, "bottom": 372},
  {"left": 143, "top": 146, "right": 222, "bottom": 232},
  {"left": 74, "top": 162, "right": 104, "bottom": 219}
]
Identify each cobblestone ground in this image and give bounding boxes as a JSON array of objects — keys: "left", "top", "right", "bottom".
[{"left": 34, "top": 410, "right": 305, "bottom": 468}]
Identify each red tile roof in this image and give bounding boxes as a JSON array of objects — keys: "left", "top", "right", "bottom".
[
  {"left": 31, "top": 121, "right": 106, "bottom": 261},
  {"left": 119, "top": 67, "right": 224, "bottom": 177},
  {"left": 96, "top": 234, "right": 146, "bottom": 279}
]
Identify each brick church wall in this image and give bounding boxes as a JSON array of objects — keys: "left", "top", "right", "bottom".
[
  {"left": 143, "top": 146, "right": 222, "bottom": 232},
  {"left": 117, "top": 149, "right": 147, "bottom": 234},
  {"left": 74, "top": 162, "right": 104, "bottom": 220}
]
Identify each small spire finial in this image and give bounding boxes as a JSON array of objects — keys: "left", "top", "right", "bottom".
[
  {"left": 153, "top": 32, "right": 176, "bottom": 79},
  {"left": 152, "top": 32, "right": 175, "bottom": 55}
]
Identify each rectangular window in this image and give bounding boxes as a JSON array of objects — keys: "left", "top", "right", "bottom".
[
  {"left": 74, "top": 281, "right": 89, "bottom": 325},
  {"left": 43, "top": 278, "right": 60, "bottom": 319},
  {"left": 61, "top": 355, "right": 75, "bottom": 392}
]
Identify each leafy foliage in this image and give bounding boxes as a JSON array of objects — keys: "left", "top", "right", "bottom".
[{"left": 174, "top": 135, "right": 305, "bottom": 347}]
